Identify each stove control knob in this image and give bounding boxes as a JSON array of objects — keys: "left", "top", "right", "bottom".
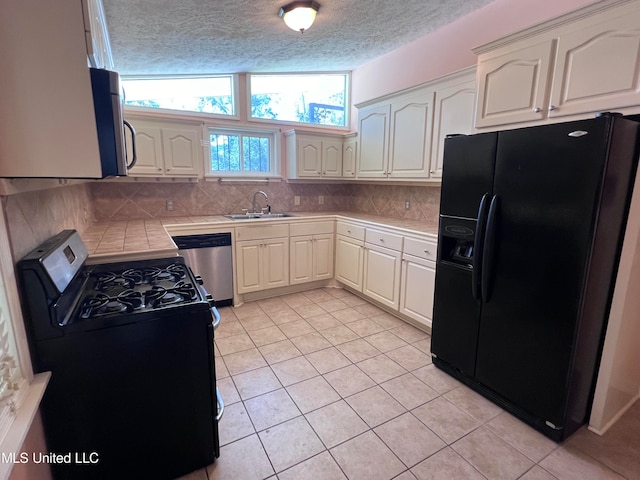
[
  {"left": 195, "top": 275, "right": 204, "bottom": 285},
  {"left": 205, "top": 293, "right": 215, "bottom": 307}
]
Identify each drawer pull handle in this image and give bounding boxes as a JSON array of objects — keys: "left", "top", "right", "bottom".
[
  {"left": 533, "top": 107, "right": 541, "bottom": 113},
  {"left": 380, "top": 238, "right": 384, "bottom": 242},
  {"left": 424, "top": 249, "right": 431, "bottom": 254}
]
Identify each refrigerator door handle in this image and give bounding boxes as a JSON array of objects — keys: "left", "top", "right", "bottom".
[
  {"left": 481, "top": 195, "right": 500, "bottom": 303},
  {"left": 472, "top": 193, "right": 490, "bottom": 300}
]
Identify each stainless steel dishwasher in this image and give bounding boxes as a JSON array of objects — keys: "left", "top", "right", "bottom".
[{"left": 173, "top": 233, "right": 233, "bottom": 307}]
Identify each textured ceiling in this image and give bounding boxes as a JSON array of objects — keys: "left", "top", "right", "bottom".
[{"left": 103, "top": 0, "right": 495, "bottom": 75}]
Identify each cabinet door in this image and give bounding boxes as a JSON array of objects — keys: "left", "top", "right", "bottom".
[
  {"left": 128, "top": 125, "right": 164, "bottom": 176},
  {"left": 335, "top": 235, "right": 364, "bottom": 291},
  {"left": 236, "top": 240, "right": 262, "bottom": 294},
  {"left": 313, "top": 234, "right": 334, "bottom": 281},
  {"left": 548, "top": 12, "right": 640, "bottom": 118},
  {"left": 263, "top": 237, "right": 289, "bottom": 290},
  {"left": 388, "top": 90, "right": 434, "bottom": 179},
  {"left": 431, "top": 80, "right": 476, "bottom": 179},
  {"left": 363, "top": 244, "right": 402, "bottom": 309},
  {"left": 399, "top": 255, "right": 436, "bottom": 329},
  {"left": 290, "top": 235, "right": 314, "bottom": 285},
  {"left": 357, "top": 104, "right": 390, "bottom": 178},
  {"left": 342, "top": 139, "right": 357, "bottom": 178},
  {"left": 162, "top": 128, "right": 200, "bottom": 177},
  {"left": 476, "top": 40, "right": 555, "bottom": 127},
  {"left": 322, "top": 140, "right": 343, "bottom": 177},
  {"left": 297, "top": 137, "right": 322, "bottom": 177}
]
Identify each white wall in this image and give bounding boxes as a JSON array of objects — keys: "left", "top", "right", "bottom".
[
  {"left": 350, "top": 0, "right": 598, "bottom": 126},
  {"left": 590, "top": 166, "right": 640, "bottom": 434}
]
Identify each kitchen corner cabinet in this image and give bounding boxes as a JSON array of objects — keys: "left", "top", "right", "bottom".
[
  {"left": 285, "top": 131, "right": 353, "bottom": 179},
  {"left": 474, "top": 1, "right": 640, "bottom": 128},
  {"left": 342, "top": 136, "right": 358, "bottom": 178},
  {"left": 430, "top": 71, "right": 477, "bottom": 178},
  {"left": 335, "top": 223, "right": 366, "bottom": 291},
  {"left": 235, "top": 224, "right": 290, "bottom": 294},
  {"left": 289, "top": 222, "right": 335, "bottom": 285},
  {"left": 357, "top": 90, "right": 436, "bottom": 180},
  {"left": 126, "top": 117, "right": 201, "bottom": 177},
  {"left": 363, "top": 229, "right": 403, "bottom": 309},
  {"left": 355, "top": 68, "right": 476, "bottom": 182}
]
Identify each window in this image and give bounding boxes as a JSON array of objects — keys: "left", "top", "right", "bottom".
[
  {"left": 249, "top": 73, "right": 349, "bottom": 127},
  {"left": 206, "top": 128, "right": 278, "bottom": 177},
  {"left": 121, "top": 75, "right": 236, "bottom": 116}
]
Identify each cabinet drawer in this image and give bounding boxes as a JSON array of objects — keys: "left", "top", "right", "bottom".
[
  {"left": 365, "top": 228, "right": 403, "bottom": 251},
  {"left": 404, "top": 237, "right": 437, "bottom": 262},
  {"left": 290, "top": 221, "right": 334, "bottom": 237},
  {"left": 336, "top": 222, "right": 365, "bottom": 241},
  {"left": 235, "top": 224, "right": 289, "bottom": 241}
]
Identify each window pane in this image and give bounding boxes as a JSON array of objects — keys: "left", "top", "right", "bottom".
[
  {"left": 210, "top": 134, "right": 240, "bottom": 172},
  {"left": 123, "top": 76, "right": 235, "bottom": 115},
  {"left": 250, "top": 74, "right": 347, "bottom": 127},
  {"left": 242, "top": 136, "right": 270, "bottom": 172}
]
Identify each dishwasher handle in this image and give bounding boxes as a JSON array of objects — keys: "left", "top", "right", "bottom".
[{"left": 172, "top": 233, "right": 232, "bottom": 249}]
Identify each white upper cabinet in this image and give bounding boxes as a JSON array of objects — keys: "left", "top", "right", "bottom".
[
  {"left": 126, "top": 117, "right": 201, "bottom": 177},
  {"left": 430, "top": 71, "right": 477, "bottom": 179},
  {"left": 82, "top": 0, "right": 114, "bottom": 70},
  {"left": 388, "top": 89, "right": 435, "bottom": 179},
  {"left": 548, "top": 9, "right": 640, "bottom": 118},
  {"left": 475, "top": 41, "right": 555, "bottom": 127},
  {"left": 356, "top": 68, "right": 476, "bottom": 182},
  {"left": 474, "top": 0, "right": 640, "bottom": 129},
  {"left": 357, "top": 104, "right": 391, "bottom": 178},
  {"left": 285, "top": 131, "right": 351, "bottom": 179},
  {"left": 342, "top": 136, "right": 358, "bottom": 178}
]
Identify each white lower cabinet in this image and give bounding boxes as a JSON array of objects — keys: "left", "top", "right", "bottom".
[
  {"left": 399, "top": 254, "right": 436, "bottom": 329},
  {"left": 236, "top": 237, "right": 289, "bottom": 293},
  {"left": 290, "top": 233, "right": 334, "bottom": 285},
  {"left": 363, "top": 243, "right": 402, "bottom": 310},
  {"left": 235, "top": 224, "right": 290, "bottom": 294},
  {"left": 335, "top": 235, "right": 365, "bottom": 292}
]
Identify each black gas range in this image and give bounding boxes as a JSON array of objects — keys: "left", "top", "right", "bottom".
[{"left": 18, "top": 230, "right": 222, "bottom": 480}]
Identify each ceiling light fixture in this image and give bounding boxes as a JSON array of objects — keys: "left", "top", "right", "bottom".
[{"left": 279, "top": 1, "right": 320, "bottom": 34}]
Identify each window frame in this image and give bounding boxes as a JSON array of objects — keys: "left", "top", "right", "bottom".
[
  {"left": 247, "top": 72, "right": 351, "bottom": 130},
  {"left": 204, "top": 125, "right": 281, "bottom": 178},
  {"left": 121, "top": 74, "right": 241, "bottom": 120}
]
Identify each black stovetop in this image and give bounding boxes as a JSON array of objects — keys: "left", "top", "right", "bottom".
[{"left": 76, "top": 257, "right": 206, "bottom": 321}]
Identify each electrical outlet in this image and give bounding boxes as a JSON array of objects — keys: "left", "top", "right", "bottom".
[
  {"left": 166, "top": 200, "right": 174, "bottom": 211},
  {"left": 294, "top": 196, "right": 301, "bottom": 206},
  {"left": 405, "top": 200, "right": 410, "bottom": 210},
  {"left": 319, "top": 195, "right": 324, "bottom": 205}
]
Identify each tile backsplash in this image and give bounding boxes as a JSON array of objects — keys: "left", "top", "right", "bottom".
[
  {"left": 89, "top": 180, "right": 441, "bottom": 226},
  {"left": 3, "top": 183, "right": 93, "bottom": 262},
  {"left": 1, "top": 180, "right": 441, "bottom": 261}
]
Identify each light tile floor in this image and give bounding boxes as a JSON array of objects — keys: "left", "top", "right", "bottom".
[{"left": 179, "top": 287, "right": 640, "bottom": 480}]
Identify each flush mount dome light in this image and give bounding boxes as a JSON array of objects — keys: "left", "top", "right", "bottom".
[{"left": 279, "top": 1, "right": 320, "bottom": 34}]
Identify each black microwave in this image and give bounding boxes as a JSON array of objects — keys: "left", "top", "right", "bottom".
[{"left": 90, "top": 68, "right": 136, "bottom": 177}]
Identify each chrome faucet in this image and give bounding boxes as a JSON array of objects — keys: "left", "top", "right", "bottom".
[{"left": 252, "top": 190, "right": 269, "bottom": 214}]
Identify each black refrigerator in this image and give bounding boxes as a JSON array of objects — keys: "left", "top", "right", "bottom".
[{"left": 431, "top": 113, "right": 640, "bottom": 441}]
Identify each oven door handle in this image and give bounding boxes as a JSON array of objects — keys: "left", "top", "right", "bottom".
[
  {"left": 212, "top": 305, "right": 221, "bottom": 331},
  {"left": 198, "top": 283, "right": 221, "bottom": 330},
  {"left": 215, "top": 386, "right": 224, "bottom": 422}
]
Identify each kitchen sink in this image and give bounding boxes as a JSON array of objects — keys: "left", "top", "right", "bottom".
[{"left": 224, "top": 212, "right": 296, "bottom": 220}]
